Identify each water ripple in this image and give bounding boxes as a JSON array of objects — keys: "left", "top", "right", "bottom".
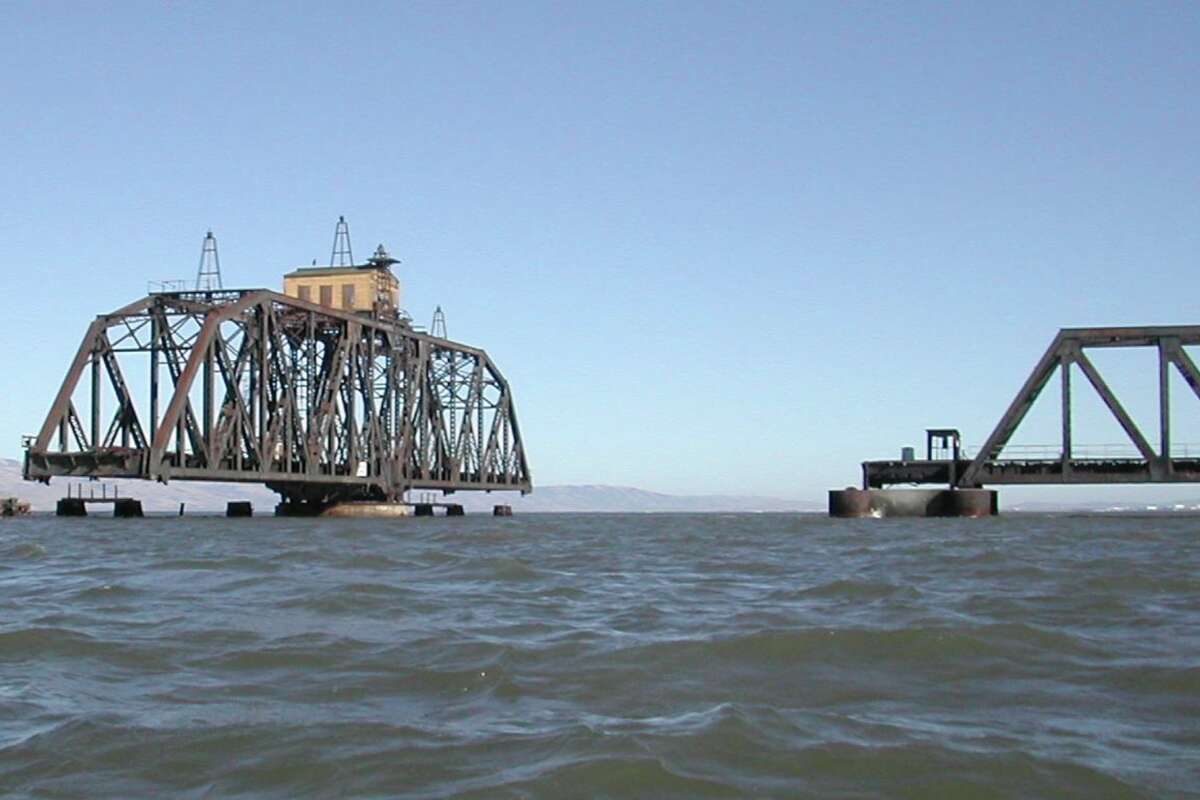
[{"left": 0, "top": 513, "right": 1196, "bottom": 797}]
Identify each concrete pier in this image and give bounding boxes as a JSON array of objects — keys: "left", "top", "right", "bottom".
[
  {"left": 56, "top": 498, "right": 87, "bottom": 517},
  {"left": 227, "top": 501, "right": 254, "bottom": 518},
  {"left": 275, "top": 500, "right": 471, "bottom": 517},
  {"left": 113, "top": 499, "right": 144, "bottom": 518},
  {"left": 319, "top": 502, "right": 414, "bottom": 518},
  {"left": 829, "top": 488, "right": 997, "bottom": 518}
]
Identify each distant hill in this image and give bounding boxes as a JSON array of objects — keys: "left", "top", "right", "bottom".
[{"left": 0, "top": 459, "right": 819, "bottom": 514}]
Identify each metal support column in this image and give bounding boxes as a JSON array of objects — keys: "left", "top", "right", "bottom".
[
  {"left": 1160, "top": 339, "right": 1172, "bottom": 471},
  {"left": 90, "top": 349, "right": 101, "bottom": 449},
  {"left": 1060, "top": 356, "right": 1072, "bottom": 476}
]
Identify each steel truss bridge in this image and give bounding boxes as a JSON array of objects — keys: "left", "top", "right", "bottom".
[
  {"left": 864, "top": 326, "right": 1200, "bottom": 489},
  {"left": 24, "top": 290, "right": 531, "bottom": 511}
]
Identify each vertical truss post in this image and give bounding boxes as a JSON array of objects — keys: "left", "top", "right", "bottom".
[
  {"left": 1060, "top": 355, "right": 1072, "bottom": 475},
  {"left": 259, "top": 304, "right": 269, "bottom": 470},
  {"left": 150, "top": 312, "right": 160, "bottom": 436},
  {"left": 1159, "top": 337, "right": 1172, "bottom": 467},
  {"left": 203, "top": 338, "right": 214, "bottom": 461},
  {"left": 90, "top": 348, "right": 101, "bottom": 449}
]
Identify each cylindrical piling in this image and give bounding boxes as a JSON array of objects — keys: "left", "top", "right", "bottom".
[
  {"left": 829, "top": 488, "right": 998, "bottom": 518},
  {"left": 948, "top": 489, "right": 998, "bottom": 517},
  {"left": 320, "top": 502, "right": 414, "bottom": 518},
  {"left": 828, "top": 488, "right": 872, "bottom": 518}
]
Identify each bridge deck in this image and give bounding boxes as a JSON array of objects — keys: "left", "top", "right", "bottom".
[{"left": 864, "top": 458, "right": 1200, "bottom": 488}]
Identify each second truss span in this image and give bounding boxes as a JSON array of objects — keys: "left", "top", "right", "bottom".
[{"left": 862, "top": 326, "right": 1200, "bottom": 490}]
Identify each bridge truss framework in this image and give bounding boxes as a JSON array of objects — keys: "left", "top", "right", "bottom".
[
  {"left": 24, "top": 290, "right": 531, "bottom": 510},
  {"left": 863, "top": 326, "right": 1200, "bottom": 489}
]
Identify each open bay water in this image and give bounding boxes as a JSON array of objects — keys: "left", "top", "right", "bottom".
[{"left": 0, "top": 513, "right": 1196, "bottom": 799}]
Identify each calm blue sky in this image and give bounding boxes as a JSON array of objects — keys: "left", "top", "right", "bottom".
[{"left": 2, "top": 1, "right": 1198, "bottom": 501}]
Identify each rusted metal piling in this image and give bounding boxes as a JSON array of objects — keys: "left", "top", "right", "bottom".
[{"left": 829, "top": 488, "right": 997, "bottom": 518}]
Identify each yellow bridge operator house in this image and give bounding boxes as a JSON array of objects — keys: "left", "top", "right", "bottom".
[{"left": 283, "top": 244, "right": 401, "bottom": 318}]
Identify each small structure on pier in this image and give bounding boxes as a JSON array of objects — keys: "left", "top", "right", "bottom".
[{"left": 56, "top": 483, "right": 142, "bottom": 517}]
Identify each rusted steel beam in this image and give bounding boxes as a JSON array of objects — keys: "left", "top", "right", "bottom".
[
  {"left": 1060, "top": 325, "right": 1200, "bottom": 347},
  {"left": 1071, "top": 345, "right": 1157, "bottom": 464}
]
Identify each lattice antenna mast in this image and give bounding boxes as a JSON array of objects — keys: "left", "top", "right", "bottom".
[
  {"left": 195, "top": 230, "right": 222, "bottom": 291},
  {"left": 330, "top": 215, "right": 354, "bottom": 266},
  {"left": 431, "top": 306, "right": 447, "bottom": 339}
]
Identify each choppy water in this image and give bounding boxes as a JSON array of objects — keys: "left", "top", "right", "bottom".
[{"left": 1, "top": 513, "right": 1197, "bottom": 798}]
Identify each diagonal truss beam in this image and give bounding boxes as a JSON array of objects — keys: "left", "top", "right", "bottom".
[
  {"left": 960, "top": 332, "right": 1065, "bottom": 482},
  {"left": 960, "top": 327, "right": 1200, "bottom": 487},
  {"left": 1070, "top": 345, "right": 1157, "bottom": 462}
]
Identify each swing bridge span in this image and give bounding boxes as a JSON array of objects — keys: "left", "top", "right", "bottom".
[{"left": 23, "top": 288, "right": 531, "bottom": 514}]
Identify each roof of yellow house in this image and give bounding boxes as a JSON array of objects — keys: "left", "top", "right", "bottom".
[{"left": 282, "top": 264, "right": 397, "bottom": 280}]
